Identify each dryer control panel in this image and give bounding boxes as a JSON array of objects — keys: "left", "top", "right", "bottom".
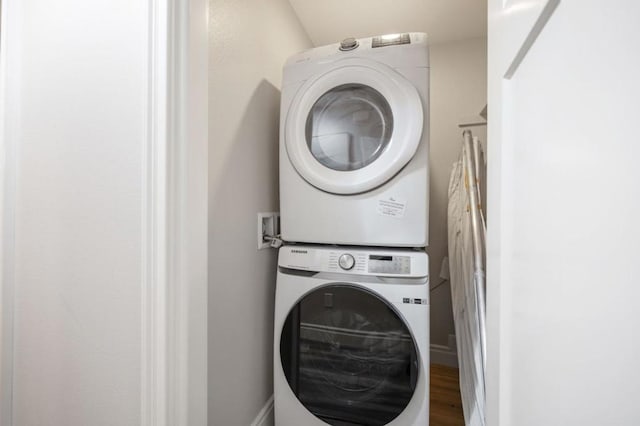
[{"left": 278, "top": 245, "right": 428, "bottom": 278}]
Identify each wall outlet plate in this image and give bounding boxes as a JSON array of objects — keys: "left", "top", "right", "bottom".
[{"left": 257, "top": 212, "right": 280, "bottom": 250}]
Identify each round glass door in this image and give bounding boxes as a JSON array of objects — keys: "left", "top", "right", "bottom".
[
  {"left": 285, "top": 59, "right": 423, "bottom": 195},
  {"left": 306, "top": 84, "right": 394, "bottom": 172},
  {"left": 280, "top": 284, "right": 419, "bottom": 426}
]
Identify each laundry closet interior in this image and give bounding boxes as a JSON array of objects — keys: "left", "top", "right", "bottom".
[{"left": 208, "top": 1, "right": 487, "bottom": 425}]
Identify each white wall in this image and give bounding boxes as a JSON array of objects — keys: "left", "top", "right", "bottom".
[
  {"left": 2, "top": 0, "right": 147, "bottom": 424},
  {"left": 428, "top": 38, "right": 487, "bottom": 354},
  {"left": 207, "top": 0, "right": 312, "bottom": 424},
  {"left": 1, "top": 1, "right": 209, "bottom": 425},
  {"left": 488, "top": 0, "right": 640, "bottom": 424}
]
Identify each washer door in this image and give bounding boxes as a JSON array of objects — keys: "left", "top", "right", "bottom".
[
  {"left": 285, "top": 59, "right": 423, "bottom": 194},
  {"left": 280, "top": 284, "right": 419, "bottom": 425}
]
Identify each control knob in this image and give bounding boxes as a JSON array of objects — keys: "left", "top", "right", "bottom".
[
  {"left": 338, "top": 253, "right": 355, "bottom": 270},
  {"left": 339, "top": 37, "right": 359, "bottom": 51}
]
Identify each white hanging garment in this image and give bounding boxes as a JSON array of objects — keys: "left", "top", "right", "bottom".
[{"left": 447, "top": 135, "right": 486, "bottom": 426}]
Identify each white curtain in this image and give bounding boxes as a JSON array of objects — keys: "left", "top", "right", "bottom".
[{"left": 447, "top": 134, "right": 486, "bottom": 426}]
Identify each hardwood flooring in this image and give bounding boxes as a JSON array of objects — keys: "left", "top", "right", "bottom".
[{"left": 430, "top": 364, "right": 465, "bottom": 426}]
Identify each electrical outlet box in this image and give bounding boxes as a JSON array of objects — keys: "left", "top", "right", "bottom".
[{"left": 257, "top": 212, "right": 280, "bottom": 250}]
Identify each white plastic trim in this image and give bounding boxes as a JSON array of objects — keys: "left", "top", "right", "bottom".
[{"left": 285, "top": 58, "right": 423, "bottom": 194}]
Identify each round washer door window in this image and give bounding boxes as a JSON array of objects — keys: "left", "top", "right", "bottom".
[
  {"left": 279, "top": 284, "right": 419, "bottom": 426},
  {"left": 285, "top": 58, "right": 423, "bottom": 195},
  {"left": 306, "top": 84, "right": 394, "bottom": 172}
]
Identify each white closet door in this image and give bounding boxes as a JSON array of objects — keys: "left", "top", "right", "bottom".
[{"left": 488, "top": 1, "right": 640, "bottom": 425}]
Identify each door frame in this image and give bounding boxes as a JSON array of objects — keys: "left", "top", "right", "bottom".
[
  {"left": 0, "top": 0, "right": 209, "bottom": 424},
  {"left": 142, "top": 0, "right": 208, "bottom": 424}
]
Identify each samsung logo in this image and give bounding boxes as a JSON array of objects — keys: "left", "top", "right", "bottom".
[{"left": 290, "top": 249, "right": 308, "bottom": 254}]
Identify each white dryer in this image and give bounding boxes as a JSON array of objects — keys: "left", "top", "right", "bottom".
[
  {"left": 280, "top": 33, "right": 429, "bottom": 247},
  {"left": 274, "top": 245, "right": 430, "bottom": 426}
]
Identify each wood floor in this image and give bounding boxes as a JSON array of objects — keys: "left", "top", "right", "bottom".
[{"left": 430, "top": 364, "right": 465, "bottom": 426}]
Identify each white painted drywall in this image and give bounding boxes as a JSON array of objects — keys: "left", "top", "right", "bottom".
[
  {"left": 487, "top": 0, "right": 640, "bottom": 424},
  {"left": 3, "top": 0, "right": 148, "bottom": 424},
  {"left": 207, "top": 0, "right": 312, "bottom": 424},
  {"left": 428, "top": 38, "right": 487, "bottom": 352},
  {"left": 287, "top": 0, "right": 487, "bottom": 46}
]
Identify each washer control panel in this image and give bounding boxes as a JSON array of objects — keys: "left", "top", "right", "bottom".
[
  {"left": 367, "top": 254, "right": 411, "bottom": 274},
  {"left": 279, "top": 246, "right": 428, "bottom": 278},
  {"left": 338, "top": 253, "right": 355, "bottom": 270}
]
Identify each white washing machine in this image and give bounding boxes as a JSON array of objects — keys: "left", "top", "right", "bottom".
[
  {"left": 274, "top": 245, "right": 430, "bottom": 426},
  {"left": 280, "top": 33, "right": 429, "bottom": 247}
]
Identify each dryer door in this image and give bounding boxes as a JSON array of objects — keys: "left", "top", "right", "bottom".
[
  {"left": 285, "top": 59, "right": 424, "bottom": 194},
  {"left": 280, "top": 284, "right": 419, "bottom": 426}
]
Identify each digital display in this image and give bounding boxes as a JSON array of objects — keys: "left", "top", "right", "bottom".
[
  {"left": 372, "top": 33, "right": 411, "bottom": 48},
  {"left": 370, "top": 255, "right": 393, "bottom": 261}
]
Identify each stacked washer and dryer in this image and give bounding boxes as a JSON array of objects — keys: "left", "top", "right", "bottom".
[{"left": 274, "top": 33, "right": 431, "bottom": 426}]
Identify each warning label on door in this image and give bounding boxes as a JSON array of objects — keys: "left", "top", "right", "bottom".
[{"left": 377, "top": 197, "right": 407, "bottom": 218}]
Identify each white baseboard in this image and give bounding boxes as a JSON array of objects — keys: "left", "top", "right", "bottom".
[
  {"left": 250, "top": 395, "right": 274, "bottom": 426},
  {"left": 430, "top": 343, "right": 459, "bottom": 368}
]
